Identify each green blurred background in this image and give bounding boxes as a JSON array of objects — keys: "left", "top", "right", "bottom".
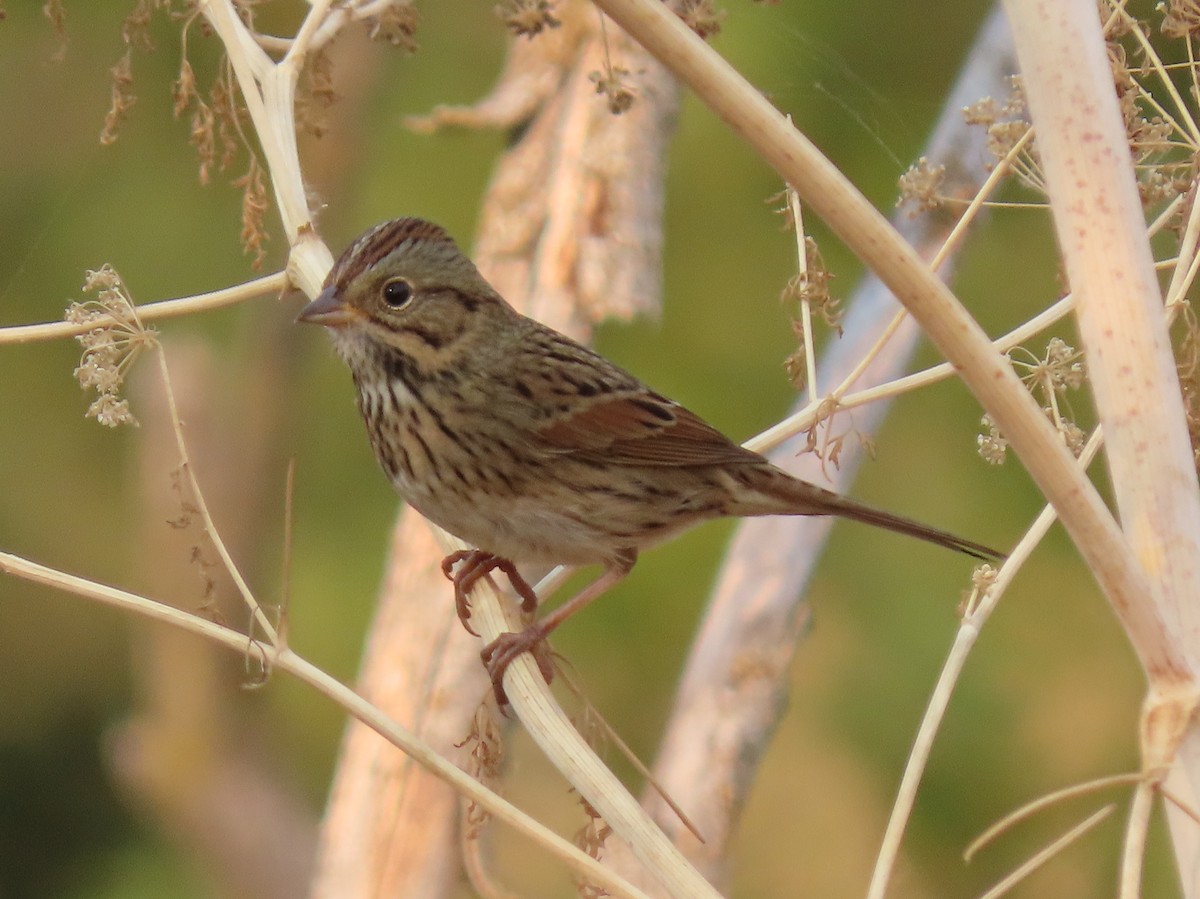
[{"left": 0, "top": 2, "right": 1172, "bottom": 897}]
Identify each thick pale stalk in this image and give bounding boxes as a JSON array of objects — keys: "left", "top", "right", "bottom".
[
  {"left": 1003, "top": 0, "right": 1200, "bottom": 890},
  {"left": 199, "top": 0, "right": 332, "bottom": 295},
  {"left": 1002, "top": 1, "right": 1200, "bottom": 658},
  {"left": 430, "top": 533, "right": 722, "bottom": 899},
  {"left": 588, "top": 0, "right": 1183, "bottom": 678}
]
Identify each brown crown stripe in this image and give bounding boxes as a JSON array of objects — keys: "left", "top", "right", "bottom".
[{"left": 326, "top": 217, "right": 458, "bottom": 291}]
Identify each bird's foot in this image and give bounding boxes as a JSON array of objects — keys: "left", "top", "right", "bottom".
[
  {"left": 480, "top": 624, "right": 555, "bottom": 706},
  {"left": 440, "top": 550, "right": 540, "bottom": 637}
]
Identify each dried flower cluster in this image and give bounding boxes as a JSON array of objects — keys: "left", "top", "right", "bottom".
[
  {"left": 296, "top": 46, "right": 337, "bottom": 139},
  {"left": 1105, "top": 40, "right": 1187, "bottom": 206},
  {"left": 897, "top": 156, "right": 947, "bottom": 213},
  {"left": 948, "top": 5, "right": 1199, "bottom": 215},
  {"left": 573, "top": 796, "right": 614, "bottom": 898},
  {"left": 365, "top": 2, "right": 420, "bottom": 51},
  {"left": 781, "top": 267, "right": 841, "bottom": 389},
  {"left": 93, "top": 2, "right": 279, "bottom": 264},
  {"left": 977, "top": 414, "right": 1009, "bottom": 466},
  {"left": 670, "top": 0, "right": 726, "bottom": 39},
  {"left": 458, "top": 706, "right": 505, "bottom": 839},
  {"left": 981, "top": 338, "right": 1087, "bottom": 464},
  {"left": 495, "top": 0, "right": 561, "bottom": 37},
  {"left": 589, "top": 65, "right": 637, "bottom": 115},
  {"left": 65, "top": 265, "right": 156, "bottom": 428},
  {"left": 1161, "top": 0, "right": 1200, "bottom": 38},
  {"left": 775, "top": 191, "right": 841, "bottom": 391},
  {"left": 960, "top": 78, "right": 1041, "bottom": 194},
  {"left": 959, "top": 563, "right": 999, "bottom": 618},
  {"left": 802, "top": 399, "right": 876, "bottom": 476}
]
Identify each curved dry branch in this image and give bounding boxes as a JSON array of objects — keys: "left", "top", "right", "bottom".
[
  {"left": 0, "top": 550, "right": 653, "bottom": 899},
  {"left": 631, "top": 9, "right": 1021, "bottom": 883},
  {"left": 592, "top": 0, "right": 1187, "bottom": 710}
]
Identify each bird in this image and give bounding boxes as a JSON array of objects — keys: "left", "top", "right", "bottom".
[{"left": 298, "top": 216, "right": 1003, "bottom": 702}]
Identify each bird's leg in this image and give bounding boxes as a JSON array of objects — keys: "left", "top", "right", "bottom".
[
  {"left": 440, "top": 550, "right": 540, "bottom": 637},
  {"left": 482, "top": 550, "right": 637, "bottom": 705}
]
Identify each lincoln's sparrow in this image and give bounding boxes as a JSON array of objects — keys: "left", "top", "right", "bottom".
[{"left": 299, "top": 217, "right": 1002, "bottom": 701}]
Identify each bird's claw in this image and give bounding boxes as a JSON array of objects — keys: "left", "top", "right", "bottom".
[
  {"left": 481, "top": 626, "right": 555, "bottom": 706},
  {"left": 440, "top": 550, "right": 541, "bottom": 639}
]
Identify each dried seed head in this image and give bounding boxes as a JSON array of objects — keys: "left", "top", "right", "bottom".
[
  {"left": 233, "top": 157, "right": 271, "bottom": 269},
  {"left": 366, "top": 2, "right": 421, "bottom": 50},
  {"left": 495, "top": 0, "right": 561, "bottom": 37},
  {"left": 1162, "top": 0, "right": 1200, "bottom": 39},
  {"left": 589, "top": 67, "right": 637, "bottom": 115},
  {"left": 100, "top": 50, "right": 137, "bottom": 145},
  {"left": 672, "top": 0, "right": 726, "bottom": 38},
  {"left": 977, "top": 414, "right": 1008, "bottom": 465},
  {"left": 898, "top": 157, "right": 947, "bottom": 213},
  {"left": 66, "top": 265, "right": 155, "bottom": 428}
]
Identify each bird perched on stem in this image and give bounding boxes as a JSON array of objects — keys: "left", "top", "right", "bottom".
[{"left": 299, "top": 217, "right": 1003, "bottom": 702}]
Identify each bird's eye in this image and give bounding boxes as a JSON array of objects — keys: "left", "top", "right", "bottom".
[{"left": 381, "top": 278, "right": 413, "bottom": 308}]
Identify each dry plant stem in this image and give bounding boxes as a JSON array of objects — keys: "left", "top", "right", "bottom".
[
  {"left": 869, "top": 422, "right": 1103, "bottom": 899},
  {"left": 155, "top": 347, "right": 278, "bottom": 645},
  {"left": 1122, "top": 775, "right": 1158, "bottom": 898},
  {"left": 975, "top": 806, "right": 1116, "bottom": 899},
  {"left": 787, "top": 190, "right": 819, "bottom": 400},
  {"left": 1166, "top": 761, "right": 1200, "bottom": 893},
  {"left": 198, "top": 0, "right": 333, "bottom": 294},
  {"left": 591, "top": 0, "right": 1175, "bottom": 676},
  {"left": 1005, "top": 0, "right": 1200, "bottom": 875},
  {"left": 0, "top": 272, "right": 287, "bottom": 346},
  {"left": 966, "top": 772, "right": 1145, "bottom": 862},
  {"left": 429, "top": 531, "right": 722, "bottom": 899},
  {"left": 0, "top": 551, "right": 654, "bottom": 899},
  {"left": 635, "top": 11, "right": 1018, "bottom": 883}
]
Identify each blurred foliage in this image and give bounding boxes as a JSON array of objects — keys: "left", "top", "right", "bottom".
[{"left": 0, "top": 2, "right": 1175, "bottom": 898}]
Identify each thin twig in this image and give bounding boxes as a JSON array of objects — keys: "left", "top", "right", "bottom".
[
  {"left": 974, "top": 806, "right": 1116, "bottom": 899},
  {"left": 155, "top": 347, "right": 278, "bottom": 646},
  {"left": 0, "top": 272, "right": 287, "bottom": 346},
  {"left": 1120, "top": 775, "right": 1159, "bottom": 899},
  {"left": 966, "top": 774, "right": 1141, "bottom": 862},
  {"left": 786, "top": 188, "right": 818, "bottom": 401}
]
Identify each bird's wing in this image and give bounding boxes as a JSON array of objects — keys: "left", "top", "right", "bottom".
[{"left": 533, "top": 392, "right": 763, "bottom": 467}]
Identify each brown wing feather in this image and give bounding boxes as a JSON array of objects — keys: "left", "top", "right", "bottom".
[{"left": 536, "top": 393, "right": 762, "bottom": 467}]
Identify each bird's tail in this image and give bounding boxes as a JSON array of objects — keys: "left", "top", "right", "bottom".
[
  {"left": 734, "top": 466, "right": 1005, "bottom": 561},
  {"left": 815, "top": 491, "right": 1003, "bottom": 561}
]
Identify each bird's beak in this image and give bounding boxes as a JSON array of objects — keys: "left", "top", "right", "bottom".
[{"left": 296, "top": 286, "right": 359, "bottom": 327}]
